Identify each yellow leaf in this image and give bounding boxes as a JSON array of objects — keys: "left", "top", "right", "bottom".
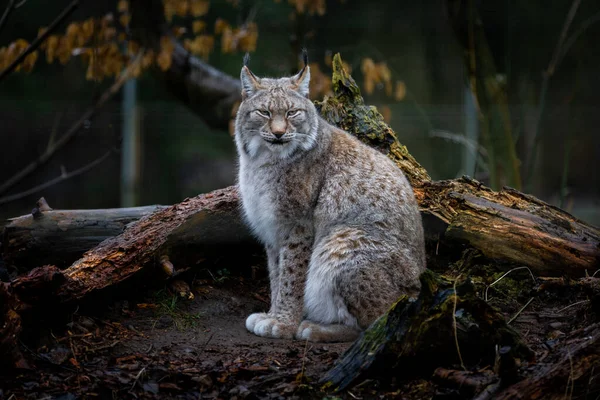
[
  {"left": 131, "top": 61, "right": 142, "bottom": 78},
  {"left": 21, "top": 50, "right": 38, "bottom": 72},
  {"left": 324, "top": 51, "right": 332, "bottom": 67},
  {"left": 157, "top": 50, "right": 172, "bottom": 71},
  {"left": 102, "top": 27, "right": 117, "bottom": 42},
  {"left": 117, "top": 0, "right": 129, "bottom": 13},
  {"left": 176, "top": 0, "right": 189, "bottom": 17},
  {"left": 119, "top": 14, "right": 131, "bottom": 27},
  {"left": 86, "top": 60, "right": 99, "bottom": 81},
  {"left": 363, "top": 78, "right": 374, "bottom": 95},
  {"left": 220, "top": 27, "right": 233, "bottom": 53},
  {"left": 190, "top": 0, "right": 210, "bottom": 17},
  {"left": 45, "top": 35, "right": 59, "bottom": 62},
  {"left": 192, "top": 20, "right": 206, "bottom": 34},
  {"left": 164, "top": 1, "right": 176, "bottom": 22},
  {"left": 127, "top": 41, "right": 140, "bottom": 56},
  {"left": 361, "top": 57, "right": 375, "bottom": 74},
  {"left": 160, "top": 36, "right": 174, "bottom": 54},
  {"left": 81, "top": 18, "right": 94, "bottom": 42},
  {"left": 380, "top": 105, "right": 392, "bottom": 124},
  {"left": 185, "top": 34, "right": 214, "bottom": 59},
  {"left": 214, "top": 18, "right": 229, "bottom": 35},
  {"left": 142, "top": 50, "right": 154, "bottom": 68},
  {"left": 394, "top": 81, "right": 406, "bottom": 101},
  {"left": 0, "top": 47, "right": 6, "bottom": 70},
  {"left": 172, "top": 26, "right": 187, "bottom": 37},
  {"left": 65, "top": 22, "right": 79, "bottom": 39}
]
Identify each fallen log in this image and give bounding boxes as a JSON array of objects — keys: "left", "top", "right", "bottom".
[
  {"left": 2, "top": 200, "right": 166, "bottom": 270},
  {"left": 1, "top": 54, "right": 599, "bottom": 370},
  {"left": 1, "top": 187, "right": 257, "bottom": 369},
  {"left": 320, "top": 270, "right": 534, "bottom": 392}
]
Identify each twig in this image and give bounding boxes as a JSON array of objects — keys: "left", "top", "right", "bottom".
[
  {"left": 485, "top": 267, "right": 537, "bottom": 302},
  {"left": 299, "top": 338, "right": 309, "bottom": 381},
  {"left": 556, "top": 300, "right": 590, "bottom": 313},
  {"left": 0, "top": 149, "right": 115, "bottom": 205},
  {"left": 452, "top": 274, "right": 466, "bottom": 371},
  {"left": 525, "top": 0, "right": 582, "bottom": 189},
  {"left": 507, "top": 297, "right": 534, "bottom": 325},
  {"left": 558, "top": 11, "right": 600, "bottom": 68},
  {"left": 592, "top": 270, "right": 600, "bottom": 278},
  {"left": 565, "top": 349, "right": 574, "bottom": 400},
  {"left": 0, "top": 0, "right": 15, "bottom": 35},
  {"left": 0, "top": 0, "right": 81, "bottom": 82},
  {"left": 200, "top": 332, "right": 214, "bottom": 354},
  {"left": 429, "top": 129, "right": 489, "bottom": 158},
  {"left": 130, "top": 366, "right": 147, "bottom": 391},
  {"left": 0, "top": 52, "right": 143, "bottom": 196}
]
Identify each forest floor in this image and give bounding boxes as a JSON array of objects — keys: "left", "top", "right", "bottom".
[{"left": 0, "top": 254, "right": 596, "bottom": 399}]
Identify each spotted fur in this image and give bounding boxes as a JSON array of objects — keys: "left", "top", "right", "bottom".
[{"left": 234, "top": 58, "right": 426, "bottom": 342}]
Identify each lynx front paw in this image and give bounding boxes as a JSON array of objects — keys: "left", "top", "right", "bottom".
[{"left": 245, "top": 313, "right": 297, "bottom": 339}]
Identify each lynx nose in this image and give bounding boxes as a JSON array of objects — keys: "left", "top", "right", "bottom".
[{"left": 273, "top": 132, "right": 284, "bottom": 139}]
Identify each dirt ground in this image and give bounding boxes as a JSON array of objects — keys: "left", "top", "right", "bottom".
[
  {"left": 0, "top": 257, "right": 596, "bottom": 399},
  {"left": 0, "top": 268, "right": 360, "bottom": 400}
]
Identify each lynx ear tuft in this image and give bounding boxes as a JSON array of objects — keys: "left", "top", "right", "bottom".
[
  {"left": 241, "top": 65, "right": 261, "bottom": 99},
  {"left": 293, "top": 50, "right": 310, "bottom": 98}
]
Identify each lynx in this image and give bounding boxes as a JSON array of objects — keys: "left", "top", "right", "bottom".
[{"left": 234, "top": 53, "right": 426, "bottom": 342}]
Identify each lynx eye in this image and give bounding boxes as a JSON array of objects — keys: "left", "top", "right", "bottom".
[
  {"left": 287, "top": 109, "right": 301, "bottom": 118},
  {"left": 255, "top": 109, "right": 271, "bottom": 118}
]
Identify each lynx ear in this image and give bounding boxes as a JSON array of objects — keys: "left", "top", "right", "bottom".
[
  {"left": 241, "top": 66, "right": 261, "bottom": 99},
  {"left": 292, "top": 49, "right": 310, "bottom": 97}
]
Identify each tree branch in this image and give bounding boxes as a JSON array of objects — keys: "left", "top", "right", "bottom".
[
  {"left": 0, "top": 0, "right": 16, "bottom": 35},
  {"left": 0, "top": 149, "right": 115, "bottom": 206},
  {"left": 0, "top": 0, "right": 80, "bottom": 82},
  {"left": 0, "top": 52, "right": 142, "bottom": 196},
  {"left": 129, "top": 0, "right": 241, "bottom": 131}
]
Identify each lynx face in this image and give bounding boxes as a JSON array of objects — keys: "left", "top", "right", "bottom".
[{"left": 235, "top": 64, "right": 319, "bottom": 159}]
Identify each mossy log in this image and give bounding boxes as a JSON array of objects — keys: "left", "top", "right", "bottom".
[
  {"left": 1, "top": 54, "right": 599, "bottom": 370},
  {"left": 320, "top": 270, "right": 534, "bottom": 392}
]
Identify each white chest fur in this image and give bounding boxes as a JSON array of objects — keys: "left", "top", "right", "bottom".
[{"left": 239, "top": 161, "right": 280, "bottom": 247}]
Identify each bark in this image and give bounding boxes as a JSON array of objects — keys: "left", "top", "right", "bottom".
[
  {"left": 129, "top": 0, "right": 241, "bottom": 131},
  {"left": 2, "top": 204, "right": 166, "bottom": 270}
]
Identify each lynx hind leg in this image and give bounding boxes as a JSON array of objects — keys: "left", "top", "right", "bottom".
[
  {"left": 296, "top": 320, "right": 361, "bottom": 342},
  {"left": 305, "top": 227, "right": 420, "bottom": 333}
]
